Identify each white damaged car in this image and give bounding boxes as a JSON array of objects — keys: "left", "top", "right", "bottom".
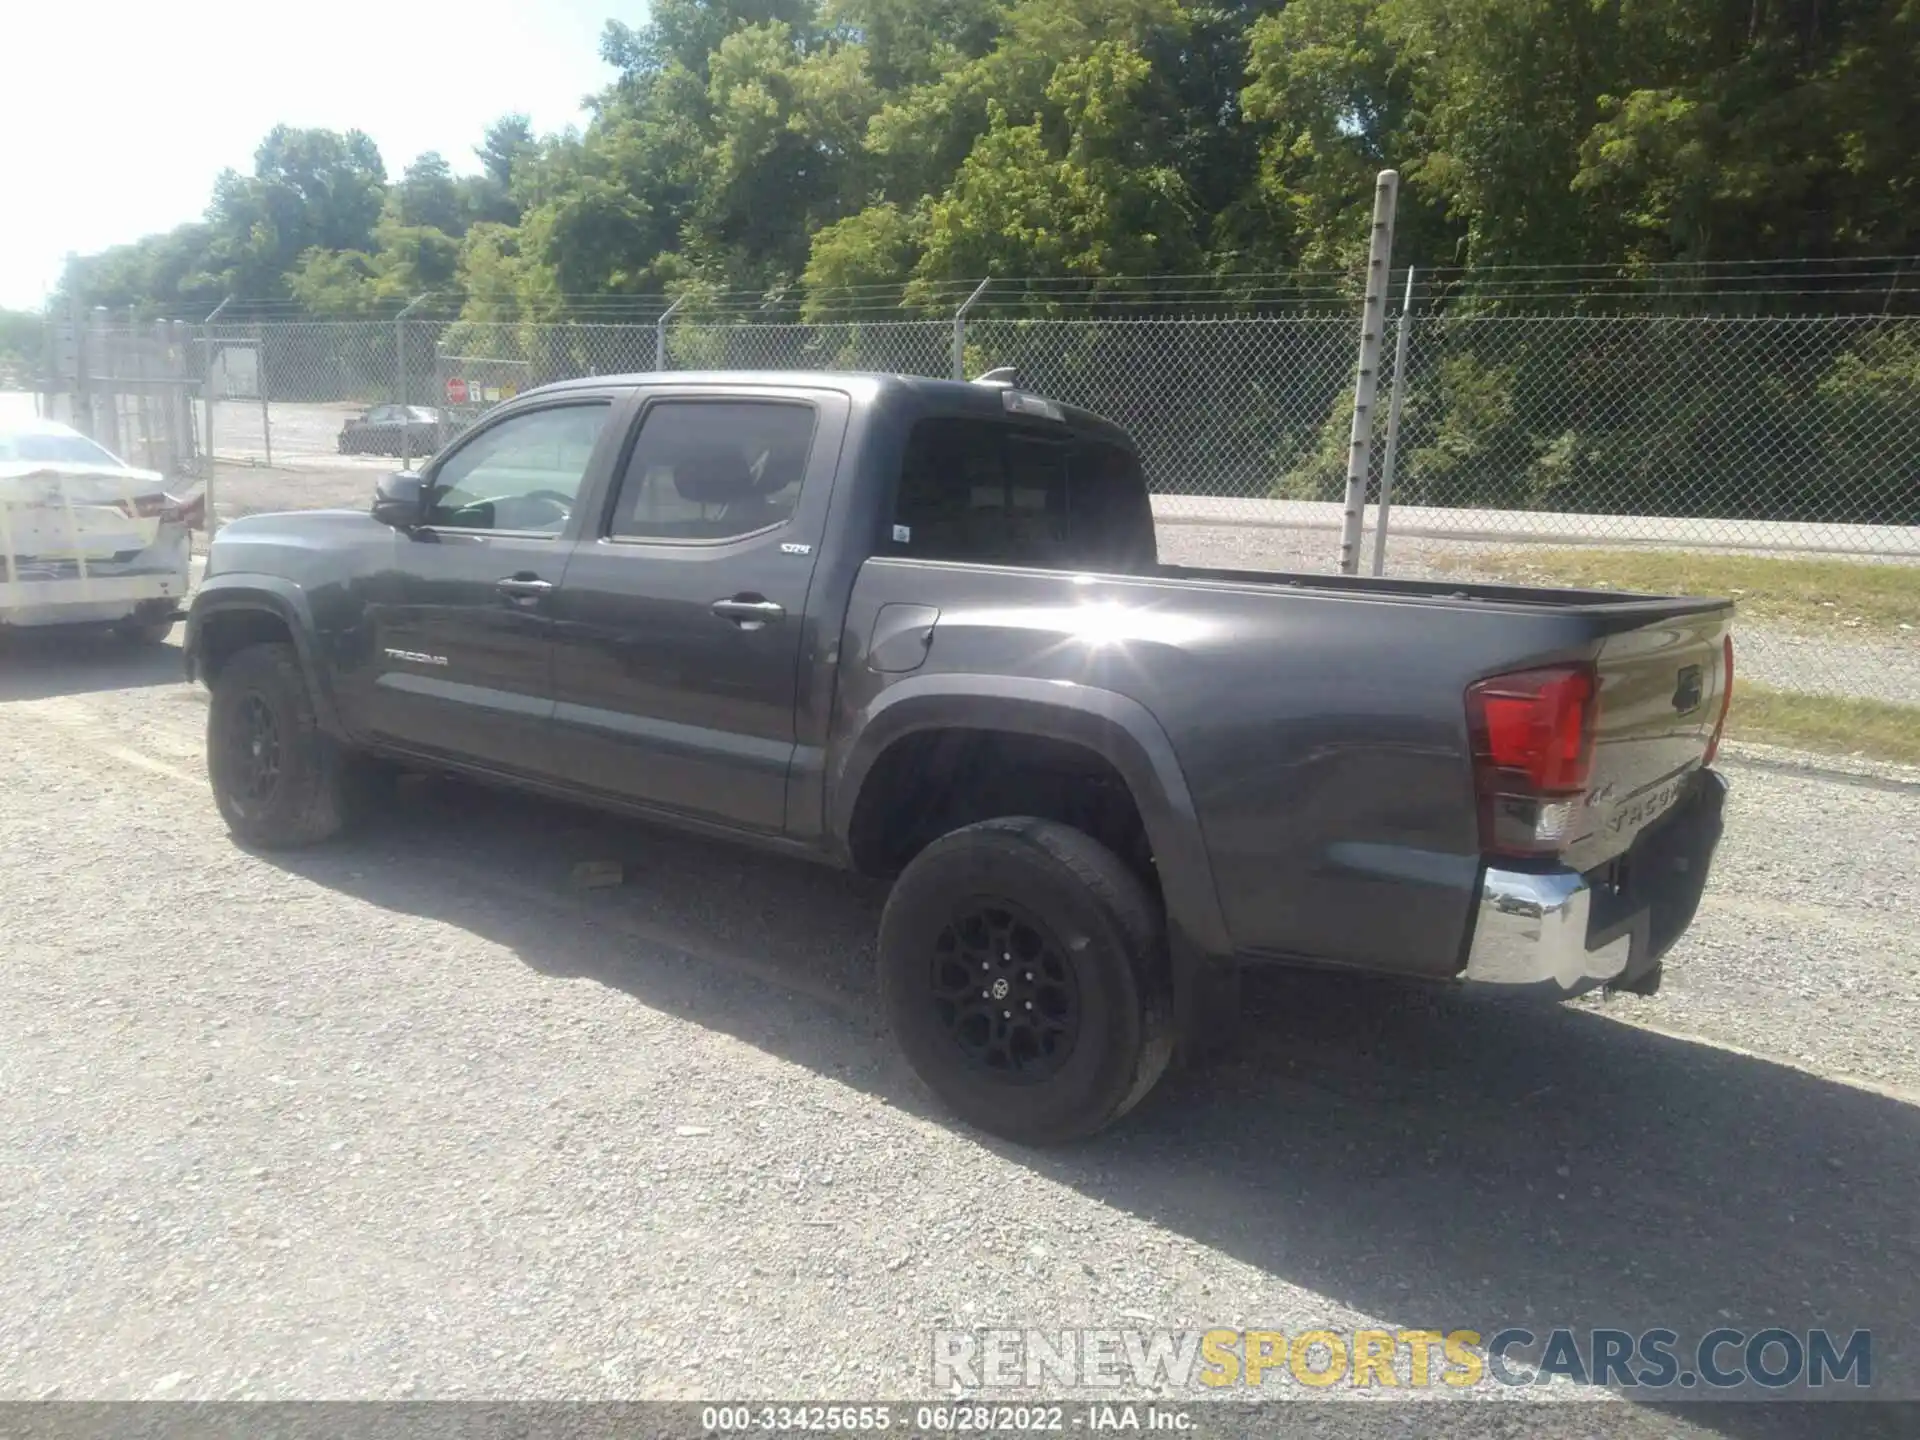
[{"left": 0, "top": 418, "right": 202, "bottom": 643}]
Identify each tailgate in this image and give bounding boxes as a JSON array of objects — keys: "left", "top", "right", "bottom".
[{"left": 1564, "top": 606, "right": 1732, "bottom": 872}]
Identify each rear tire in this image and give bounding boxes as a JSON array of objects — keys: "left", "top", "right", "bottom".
[
  {"left": 878, "top": 817, "right": 1173, "bottom": 1145},
  {"left": 206, "top": 641, "right": 370, "bottom": 849}
]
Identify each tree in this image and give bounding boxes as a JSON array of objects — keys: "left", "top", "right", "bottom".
[
  {"left": 915, "top": 41, "right": 1198, "bottom": 283},
  {"left": 686, "top": 22, "right": 882, "bottom": 287},
  {"left": 0, "top": 307, "right": 44, "bottom": 385},
  {"left": 1239, "top": 0, "right": 1431, "bottom": 271},
  {"left": 285, "top": 247, "right": 379, "bottom": 316},
  {"left": 200, "top": 126, "right": 388, "bottom": 298},
  {"left": 51, "top": 0, "right": 1920, "bottom": 323},
  {"left": 391, "top": 152, "right": 465, "bottom": 236},
  {"left": 465, "top": 115, "right": 538, "bottom": 227}
]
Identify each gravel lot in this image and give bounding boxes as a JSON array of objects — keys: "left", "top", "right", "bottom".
[{"left": 0, "top": 627, "right": 1916, "bottom": 1434}]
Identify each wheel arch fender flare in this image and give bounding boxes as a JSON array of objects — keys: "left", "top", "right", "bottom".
[
  {"left": 830, "top": 674, "right": 1232, "bottom": 958},
  {"left": 186, "top": 576, "right": 346, "bottom": 740}
]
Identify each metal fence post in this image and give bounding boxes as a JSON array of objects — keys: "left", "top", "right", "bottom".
[
  {"left": 257, "top": 332, "right": 273, "bottom": 470},
  {"left": 953, "top": 279, "right": 992, "bottom": 380},
  {"left": 201, "top": 297, "right": 232, "bottom": 543},
  {"left": 434, "top": 333, "right": 448, "bottom": 455},
  {"left": 88, "top": 307, "right": 114, "bottom": 451},
  {"left": 1339, "top": 170, "right": 1399, "bottom": 575},
  {"left": 396, "top": 293, "right": 431, "bottom": 470},
  {"left": 656, "top": 295, "right": 686, "bottom": 371},
  {"left": 68, "top": 297, "right": 90, "bottom": 432},
  {"left": 1371, "top": 267, "right": 1416, "bottom": 577}
]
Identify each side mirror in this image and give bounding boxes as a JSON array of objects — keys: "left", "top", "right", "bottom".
[{"left": 372, "top": 471, "right": 426, "bottom": 529}]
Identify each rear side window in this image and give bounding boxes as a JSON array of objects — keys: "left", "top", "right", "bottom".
[
  {"left": 608, "top": 400, "right": 817, "bottom": 541},
  {"left": 889, "top": 418, "right": 1156, "bottom": 572}
]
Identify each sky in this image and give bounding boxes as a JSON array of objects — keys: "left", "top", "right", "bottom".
[{"left": 2, "top": 0, "right": 628, "bottom": 311}]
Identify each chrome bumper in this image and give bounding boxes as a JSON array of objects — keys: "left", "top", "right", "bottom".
[
  {"left": 1463, "top": 868, "right": 1633, "bottom": 993},
  {"left": 1463, "top": 770, "right": 1727, "bottom": 995}
]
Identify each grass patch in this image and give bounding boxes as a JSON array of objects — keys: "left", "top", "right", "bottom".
[
  {"left": 1729, "top": 683, "right": 1920, "bottom": 765},
  {"left": 1458, "top": 549, "right": 1920, "bottom": 633}
]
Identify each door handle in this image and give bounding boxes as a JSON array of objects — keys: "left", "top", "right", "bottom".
[
  {"left": 711, "top": 596, "right": 786, "bottom": 628},
  {"left": 496, "top": 575, "right": 553, "bottom": 601}
]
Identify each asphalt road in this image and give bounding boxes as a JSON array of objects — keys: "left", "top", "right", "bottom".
[{"left": 0, "top": 629, "right": 1915, "bottom": 1437}]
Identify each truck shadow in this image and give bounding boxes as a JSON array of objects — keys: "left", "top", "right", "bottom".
[
  {"left": 259, "top": 775, "right": 1918, "bottom": 1439},
  {"left": 0, "top": 628, "right": 184, "bottom": 701}
]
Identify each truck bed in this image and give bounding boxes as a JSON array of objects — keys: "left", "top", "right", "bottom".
[{"left": 1156, "top": 561, "right": 1732, "bottom": 627}]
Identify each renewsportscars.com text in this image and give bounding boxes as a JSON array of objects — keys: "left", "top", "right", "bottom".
[{"left": 933, "top": 1327, "right": 1872, "bottom": 1392}]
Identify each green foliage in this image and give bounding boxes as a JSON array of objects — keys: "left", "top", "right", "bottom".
[
  {"left": 285, "top": 248, "right": 380, "bottom": 316},
  {"left": 58, "top": 0, "right": 1920, "bottom": 317},
  {"left": 916, "top": 41, "right": 1199, "bottom": 283},
  {"left": 389, "top": 153, "right": 465, "bottom": 236},
  {"left": 44, "top": 0, "right": 1920, "bottom": 528},
  {"left": 802, "top": 203, "right": 924, "bottom": 313},
  {"left": 0, "top": 307, "right": 44, "bottom": 385}
]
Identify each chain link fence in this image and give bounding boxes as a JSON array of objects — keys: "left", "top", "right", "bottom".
[{"left": 21, "top": 296, "right": 1919, "bottom": 707}]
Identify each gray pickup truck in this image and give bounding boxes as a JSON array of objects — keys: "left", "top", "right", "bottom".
[{"left": 185, "top": 370, "right": 1733, "bottom": 1143}]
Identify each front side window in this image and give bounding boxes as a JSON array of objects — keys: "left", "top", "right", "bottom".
[
  {"left": 607, "top": 400, "right": 817, "bottom": 541},
  {"left": 425, "top": 402, "right": 611, "bottom": 533}
]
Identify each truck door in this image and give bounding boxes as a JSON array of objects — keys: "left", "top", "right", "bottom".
[
  {"left": 544, "top": 388, "right": 849, "bottom": 832},
  {"left": 361, "top": 396, "right": 621, "bottom": 778}
]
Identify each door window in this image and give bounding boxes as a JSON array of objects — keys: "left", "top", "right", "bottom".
[
  {"left": 425, "top": 402, "right": 611, "bottom": 533},
  {"left": 607, "top": 401, "right": 817, "bottom": 541}
]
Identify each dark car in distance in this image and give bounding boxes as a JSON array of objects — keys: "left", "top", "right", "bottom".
[
  {"left": 188, "top": 369, "right": 1734, "bottom": 1145},
  {"left": 337, "top": 405, "right": 455, "bottom": 458}
]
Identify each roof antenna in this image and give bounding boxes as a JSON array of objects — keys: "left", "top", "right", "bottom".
[{"left": 972, "top": 366, "right": 1021, "bottom": 387}]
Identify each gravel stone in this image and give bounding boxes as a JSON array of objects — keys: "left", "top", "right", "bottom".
[{"left": 0, "top": 619, "right": 1913, "bottom": 1429}]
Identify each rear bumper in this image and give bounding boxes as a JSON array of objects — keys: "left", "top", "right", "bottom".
[
  {"left": 0, "top": 571, "right": 190, "bottom": 627},
  {"left": 1463, "top": 768, "right": 1728, "bottom": 995}
]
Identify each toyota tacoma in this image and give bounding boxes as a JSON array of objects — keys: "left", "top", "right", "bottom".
[{"left": 184, "top": 370, "right": 1733, "bottom": 1143}]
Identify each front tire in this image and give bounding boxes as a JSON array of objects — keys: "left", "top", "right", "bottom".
[
  {"left": 878, "top": 817, "right": 1173, "bottom": 1145},
  {"left": 207, "top": 641, "right": 365, "bottom": 849}
]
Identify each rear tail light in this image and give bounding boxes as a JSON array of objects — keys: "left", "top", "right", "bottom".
[
  {"left": 1466, "top": 663, "right": 1598, "bottom": 858},
  {"left": 119, "top": 492, "right": 202, "bottom": 527},
  {"left": 1704, "top": 632, "right": 1734, "bottom": 767}
]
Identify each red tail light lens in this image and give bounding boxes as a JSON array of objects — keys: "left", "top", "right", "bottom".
[
  {"left": 1704, "top": 632, "right": 1734, "bottom": 767},
  {"left": 1466, "top": 663, "right": 1598, "bottom": 857},
  {"left": 1468, "top": 665, "right": 1596, "bottom": 793},
  {"left": 119, "top": 492, "right": 198, "bottom": 526}
]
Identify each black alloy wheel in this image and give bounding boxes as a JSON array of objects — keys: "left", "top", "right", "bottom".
[{"left": 930, "top": 899, "right": 1082, "bottom": 1080}]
